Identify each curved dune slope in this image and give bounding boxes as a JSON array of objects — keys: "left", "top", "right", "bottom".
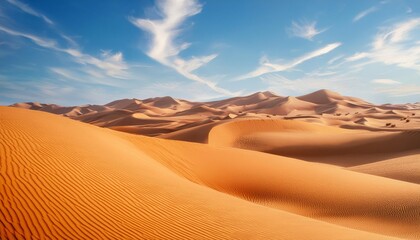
[
  {"left": 136, "top": 137, "right": 420, "bottom": 239},
  {"left": 209, "top": 119, "right": 420, "bottom": 167},
  {"left": 2, "top": 107, "right": 407, "bottom": 239},
  {"left": 348, "top": 153, "right": 420, "bottom": 184},
  {"left": 159, "top": 120, "right": 225, "bottom": 143}
]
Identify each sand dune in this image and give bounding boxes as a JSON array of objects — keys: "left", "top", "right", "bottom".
[
  {"left": 105, "top": 98, "right": 143, "bottom": 109},
  {"left": 348, "top": 152, "right": 420, "bottom": 184},
  {"left": 133, "top": 136, "right": 420, "bottom": 239},
  {"left": 5, "top": 90, "right": 420, "bottom": 239},
  {"left": 174, "top": 105, "right": 225, "bottom": 116},
  {"left": 160, "top": 120, "right": 227, "bottom": 143},
  {"left": 297, "top": 89, "right": 369, "bottom": 105},
  {"left": 75, "top": 109, "right": 134, "bottom": 125},
  {"left": 209, "top": 119, "right": 420, "bottom": 166},
  {"left": 132, "top": 112, "right": 151, "bottom": 119},
  {"left": 143, "top": 96, "right": 183, "bottom": 108},
  {"left": 10, "top": 102, "right": 110, "bottom": 117},
  {"left": 207, "top": 91, "right": 279, "bottom": 109},
  {"left": 11, "top": 90, "right": 420, "bottom": 139},
  {"left": 252, "top": 96, "right": 317, "bottom": 115},
  {"left": 3, "top": 106, "right": 412, "bottom": 239}
]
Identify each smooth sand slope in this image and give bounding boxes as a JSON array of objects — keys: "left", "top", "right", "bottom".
[
  {"left": 1, "top": 107, "right": 420, "bottom": 239},
  {"left": 348, "top": 154, "right": 420, "bottom": 184},
  {"left": 208, "top": 118, "right": 420, "bottom": 184},
  {"left": 209, "top": 119, "right": 420, "bottom": 166}
]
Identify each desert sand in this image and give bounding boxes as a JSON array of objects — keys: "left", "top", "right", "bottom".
[
  {"left": 12, "top": 90, "right": 420, "bottom": 141},
  {"left": 2, "top": 89, "right": 420, "bottom": 239}
]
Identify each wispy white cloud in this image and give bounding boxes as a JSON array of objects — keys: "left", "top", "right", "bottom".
[
  {"left": 49, "top": 67, "right": 123, "bottom": 87},
  {"left": 345, "top": 52, "right": 369, "bottom": 62},
  {"left": 309, "top": 70, "right": 338, "bottom": 77},
  {"left": 0, "top": 25, "right": 129, "bottom": 79},
  {"left": 0, "top": 25, "right": 57, "bottom": 48},
  {"left": 380, "top": 18, "right": 420, "bottom": 44},
  {"left": 327, "top": 55, "right": 344, "bottom": 65},
  {"left": 353, "top": 6, "right": 377, "bottom": 22},
  {"left": 344, "top": 18, "right": 420, "bottom": 73},
  {"left": 6, "top": 0, "right": 53, "bottom": 25},
  {"left": 375, "top": 84, "right": 420, "bottom": 97},
  {"left": 38, "top": 83, "right": 75, "bottom": 97},
  {"left": 289, "top": 21, "right": 326, "bottom": 40},
  {"left": 6, "top": 0, "right": 81, "bottom": 49},
  {"left": 129, "top": 0, "right": 236, "bottom": 96},
  {"left": 59, "top": 34, "right": 78, "bottom": 48},
  {"left": 49, "top": 67, "right": 81, "bottom": 82},
  {"left": 0, "top": 80, "right": 72, "bottom": 103},
  {"left": 347, "top": 59, "right": 376, "bottom": 70},
  {"left": 237, "top": 42, "right": 341, "bottom": 80},
  {"left": 176, "top": 54, "right": 218, "bottom": 73},
  {"left": 358, "top": 18, "right": 420, "bottom": 72},
  {"left": 372, "top": 79, "right": 401, "bottom": 84},
  {"left": 0, "top": 75, "right": 122, "bottom": 105}
]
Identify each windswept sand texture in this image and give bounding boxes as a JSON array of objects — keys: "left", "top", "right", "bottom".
[
  {"left": 4, "top": 89, "right": 420, "bottom": 239},
  {"left": 2, "top": 106, "right": 412, "bottom": 239}
]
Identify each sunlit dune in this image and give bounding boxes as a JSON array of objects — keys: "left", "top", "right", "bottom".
[
  {"left": 209, "top": 119, "right": 420, "bottom": 166},
  {"left": 11, "top": 90, "right": 420, "bottom": 142},
  {"left": 3, "top": 89, "right": 420, "bottom": 239},
  {"left": 3, "top": 106, "right": 411, "bottom": 239},
  {"left": 2, "top": 0, "right": 420, "bottom": 238},
  {"left": 348, "top": 153, "right": 420, "bottom": 184}
]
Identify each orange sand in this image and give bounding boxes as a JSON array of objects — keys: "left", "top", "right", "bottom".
[
  {"left": 12, "top": 90, "right": 420, "bottom": 141},
  {"left": 1, "top": 106, "right": 420, "bottom": 239},
  {"left": 3, "top": 89, "right": 420, "bottom": 239}
]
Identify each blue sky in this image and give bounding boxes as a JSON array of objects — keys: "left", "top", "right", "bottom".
[{"left": 0, "top": 0, "right": 419, "bottom": 105}]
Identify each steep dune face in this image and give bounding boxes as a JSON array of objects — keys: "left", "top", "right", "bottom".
[
  {"left": 297, "top": 89, "right": 367, "bottom": 105},
  {"left": 143, "top": 96, "right": 181, "bottom": 108},
  {"left": 297, "top": 89, "right": 344, "bottom": 104},
  {"left": 105, "top": 98, "right": 143, "bottom": 109},
  {"left": 207, "top": 91, "right": 278, "bottom": 109},
  {"left": 249, "top": 96, "right": 317, "bottom": 115},
  {"left": 174, "top": 105, "right": 225, "bottom": 116},
  {"left": 2, "top": 107, "right": 417, "bottom": 239}
]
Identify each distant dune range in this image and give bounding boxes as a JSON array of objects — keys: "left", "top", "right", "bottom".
[
  {"left": 11, "top": 89, "right": 420, "bottom": 142},
  {"left": 2, "top": 89, "right": 420, "bottom": 239}
]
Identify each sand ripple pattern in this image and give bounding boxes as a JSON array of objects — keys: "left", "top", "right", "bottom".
[{"left": 0, "top": 107, "right": 415, "bottom": 239}]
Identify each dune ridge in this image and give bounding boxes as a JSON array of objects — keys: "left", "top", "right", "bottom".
[
  {"left": 11, "top": 89, "right": 420, "bottom": 142},
  {"left": 208, "top": 119, "right": 420, "bottom": 164},
  {"left": 2, "top": 106, "right": 412, "bottom": 239},
  {"left": 4, "top": 89, "right": 420, "bottom": 239}
]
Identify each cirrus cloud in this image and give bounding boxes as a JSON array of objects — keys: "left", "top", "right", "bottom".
[
  {"left": 6, "top": 0, "right": 54, "bottom": 25},
  {"left": 288, "top": 21, "right": 326, "bottom": 40},
  {"left": 237, "top": 42, "right": 342, "bottom": 80},
  {"left": 353, "top": 6, "right": 378, "bottom": 22},
  {"left": 129, "top": 0, "right": 237, "bottom": 96}
]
